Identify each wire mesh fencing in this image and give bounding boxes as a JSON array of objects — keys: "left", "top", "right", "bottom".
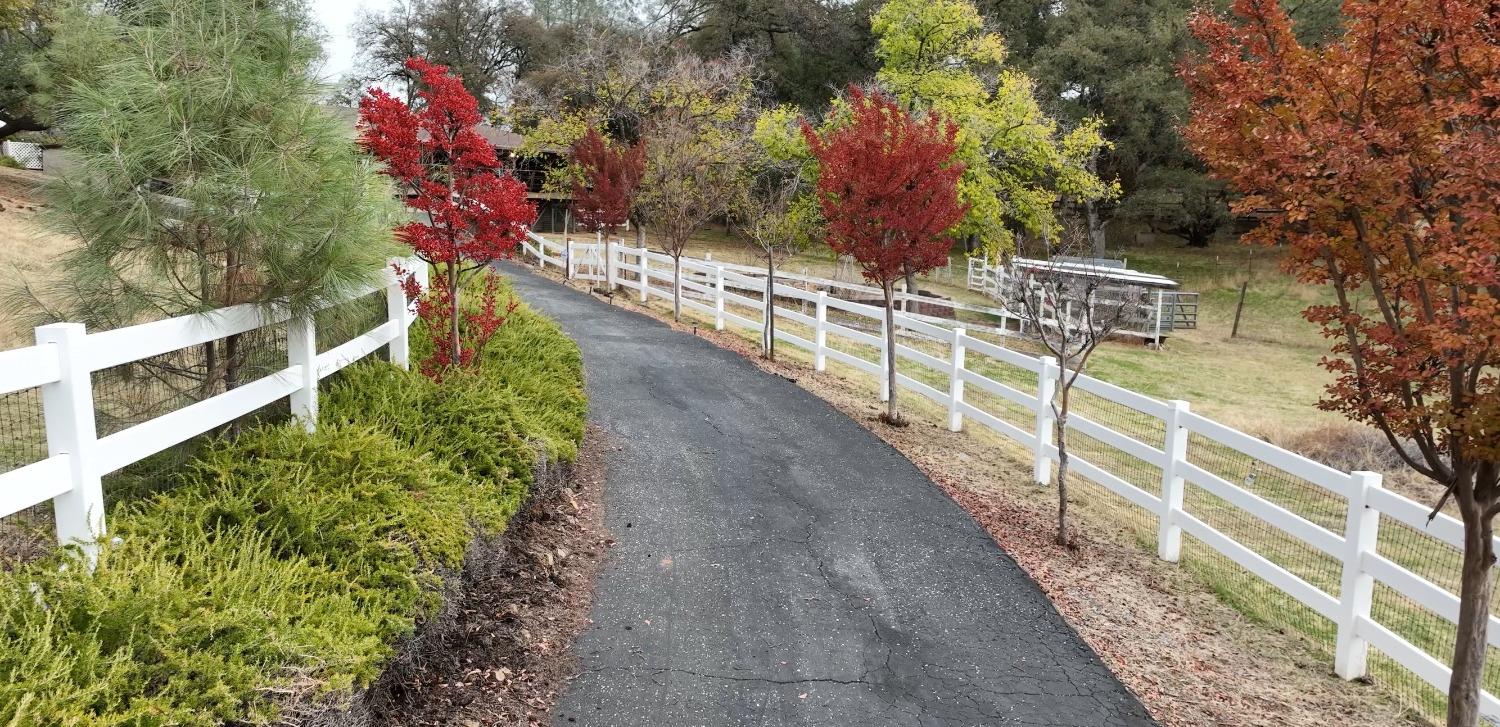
[
  {"left": 1369, "top": 512, "right": 1500, "bottom": 717},
  {"left": 90, "top": 324, "right": 293, "bottom": 502},
  {"left": 0, "top": 387, "right": 50, "bottom": 564},
  {"left": 1065, "top": 386, "right": 1166, "bottom": 546},
  {"left": 0, "top": 388, "right": 45, "bottom": 476},
  {"left": 1178, "top": 436, "right": 1346, "bottom": 646}
]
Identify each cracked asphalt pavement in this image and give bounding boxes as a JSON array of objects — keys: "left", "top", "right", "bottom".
[{"left": 500, "top": 265, "right": 1156, "bottom": 727}]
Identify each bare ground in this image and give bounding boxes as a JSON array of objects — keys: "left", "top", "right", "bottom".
[
  {"left": 535, "top": 272, "right": 1423, "bottom": 727},
  {"left": 370, "top": 425, "right": 613, "bottom": 727},
  {"left": 0, "top": 167, "right": 74, "bottom": 349}
]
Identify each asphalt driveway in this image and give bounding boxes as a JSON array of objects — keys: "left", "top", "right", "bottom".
[{"left": 499, "top": 264, "right": 1155, "bottom": 727}]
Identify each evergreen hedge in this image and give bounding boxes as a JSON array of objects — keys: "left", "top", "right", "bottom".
[{"left": 0, "top": 286, "right": 586, "bottom": 725}]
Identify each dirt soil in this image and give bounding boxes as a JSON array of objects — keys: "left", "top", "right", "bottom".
[
  {"left": 535, "top": 272, "right": 1422, "bottom": 727},
  {"left": 371, "top": 425, "right": 613, "bottom": 727}
]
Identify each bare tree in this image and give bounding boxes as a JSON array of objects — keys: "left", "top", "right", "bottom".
[
  {"left": 637, "top": 115, "right": 751, "bottom": 320},
  {"left": 1002, "top": 223, "right": 1148, "bottom": 545},
  {"left": 353, "top": 0, "right": 530, "bottom": 111},
  {"left": 737, "top": 163, "right": 809, "bottom": 359},
  {"left": 633, "top": 52, "right": 758, "bottom": 320}
]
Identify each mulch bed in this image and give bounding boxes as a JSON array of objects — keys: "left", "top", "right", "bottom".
[{"left": 370, "top": 425, "right": 612, "bottom": 727}]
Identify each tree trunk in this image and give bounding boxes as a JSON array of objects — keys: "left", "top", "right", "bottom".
[
  {"left": 224, "top": 333, "right": 241, "bottom": 391},
  {"left": 635, "top": 222, "right": 645, "bottom": 248},
  {"left": 1086, "top": 199, "right": 1107, "bottom": 258},
  {"left": 1231, "top": 281, "right": 1249, "bottom": 338},
  {"left": 1448, "top": 490, "right": 1496, "bottom": 727},
  {"left": 448, "top": 261, "right": 462, "bottom": 368},
  {"left": 763, "top": 258, "right": 776, "bottom": 360},
  {"left": 883, "top": 280, "right": 900, "bottom": 424},
  {"left": 1055, "top": 412, "right": 1070, "bottom": 546},
  {"left": 605, "top": 235, "right": 614, "bottom": 291},
  {"left": 672, "top": 256, "right": 682, "bottom": 321},
  {"left": 201, "top": 340, "right": 218, "bottom": 400},
  {"left": 904, "top": 269, "right": 918, "bottom": 298}
]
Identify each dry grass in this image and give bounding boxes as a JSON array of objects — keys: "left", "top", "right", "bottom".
[{"left": 0, "top": 168, "right": 75, "bottom": 349}]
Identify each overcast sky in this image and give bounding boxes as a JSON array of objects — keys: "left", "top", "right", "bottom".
[{"left": 311, "top": 0, "right": 394, "bottom": 83}]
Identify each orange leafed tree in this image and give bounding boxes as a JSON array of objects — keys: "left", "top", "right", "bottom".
[{"left": 1182, "top": 1, "right": 1499, "bottom": 723}]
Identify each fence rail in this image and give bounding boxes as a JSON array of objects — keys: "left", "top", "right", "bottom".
[
  {"left": 523, "top": 232, "right": 1497, "bottom": 721},
  {"left": 0, "top": 257, "right": 424, "bottom": 561}
]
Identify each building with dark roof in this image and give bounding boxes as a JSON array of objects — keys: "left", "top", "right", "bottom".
[{"left": 324, "top": 105, "right": 573, "bottom": 232}]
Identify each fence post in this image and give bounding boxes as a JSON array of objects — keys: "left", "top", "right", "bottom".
[
  {"left": 1153, "top": 290, "right": 1164, "bottom": 347},
  {"left": 714, "top": 266, "right": 726, "bottom": 330},
  {"left": 1335, "top": 470, "right": 1382, "bottom": 680},
  {"left": 947, "top": 327, "right": 966, "bottom": 432},
  {"left": 814, "top": 291, "right": 828, "bottom": 372},
  {"left": 385, "top": 260, "right": 413, "bottom": 371},
  {"left": 638, "top": 247, "right": 649, "bottom": 303},
  {"left": 36, "top": 323, "right": 105, "bottom": 560},
  {"left": 565, "top": 240, "right": 574, "bottom": 280},
  {"left": 1157, "top": 400, "right": 1190, "bottom": 561},
  {"left": 287, "top": 314, "right": 318, "bottom": 433},
  {"left": 1033, "top": 356, "right": 1058, "bottom": 485}
]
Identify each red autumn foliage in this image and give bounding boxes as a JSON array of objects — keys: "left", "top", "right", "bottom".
[
  {"left": 571, "top": 129, "right": 645, "bottom": 238},
  {"left": 397, "top": 266, "right": 518, "bottom": 379},
  {"left": 802, "top": 86, "right": 967, "bottom": 423},
  {"left": 358, "top": 57, "right": 537, "bottom": 376},
  {"left": 802, "top": 87, "right": 967, "bottom": 289},
  {"left": 1182, "top": 2, "right": 1499, "bottom": 722}
]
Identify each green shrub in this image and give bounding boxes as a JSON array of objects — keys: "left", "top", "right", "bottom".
[
  {"left": 472, "top": 294, "right": 588, "bottom": 461},
  {"left": 321, "top": 363, "right": 533, "bottom": 518},
  {"left": 0, "top": 155, "right": 21, "bottom": 169},
  {"left": 0, "top": 528, "right": 385, "bottom": 725},
  {"left": 407, "top": 274, "right": 588, "bottom": 462},
  {"left": 0, "top": 281, "right": 586, "bottom": 726}
]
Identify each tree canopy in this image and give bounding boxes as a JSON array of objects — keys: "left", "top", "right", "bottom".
[
  {"left": 803, "top": 86, "right": 966, "bottom": 423},
  {"left": 871, "top": 0, "right": 1115, "bottom": 259},
  {"left": 33, "top": 0, "right": 399, "bottom": 327},
  {"left": 360, "top": 57, "right": 537, "bottom": 375},
  {"left": 1184, "top": 1, "right": 1499, "bottom": 721}
]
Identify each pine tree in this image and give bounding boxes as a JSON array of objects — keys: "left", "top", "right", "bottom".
[{"left": 28, "top": 0, "right": 401, "bottom": 397}]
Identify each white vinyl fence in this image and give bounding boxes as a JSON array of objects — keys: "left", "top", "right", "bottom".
[
  {"left": 521, "top": 231, "right": 1497, "bottom": 720},
  {"left": 0, "top": 257, "right": 424, "bottom": 561}
]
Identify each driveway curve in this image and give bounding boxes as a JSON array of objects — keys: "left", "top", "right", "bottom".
[{"left": 500, "top": 265, "right": 1155, "bottom": 727}]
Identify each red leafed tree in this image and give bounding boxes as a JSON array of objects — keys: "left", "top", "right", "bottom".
[
  {"left": 571, "top": 128, "right": 645, "bottom": 291},
  {"left": 803, "top": 86, "right": 967, "bottom": 425},
  {"left": 1183, "top": 2, "right": 1500, "bottom": 723},
  {"left": 358, "top": 57, "right": 537, "bottom": 376}
]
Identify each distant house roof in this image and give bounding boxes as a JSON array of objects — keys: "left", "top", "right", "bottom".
[{"left": 322, "top": 104, "right": 564, "bottom": 155}]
